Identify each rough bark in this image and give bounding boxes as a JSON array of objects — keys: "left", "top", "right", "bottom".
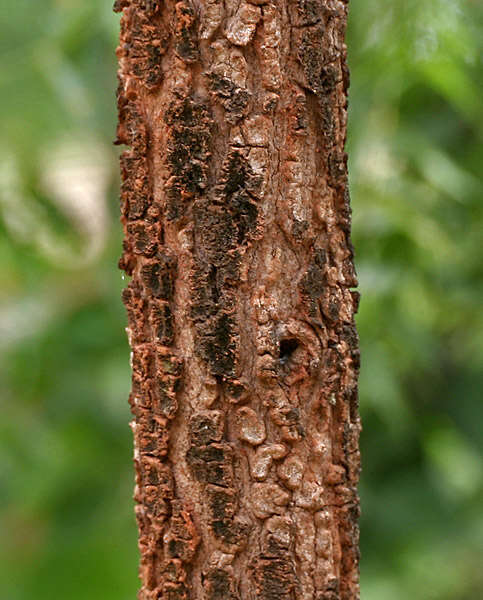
[{"left": 115, "top": 0, "right": 360, "bottom": 598}]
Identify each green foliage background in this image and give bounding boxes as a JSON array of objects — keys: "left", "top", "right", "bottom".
[{"left": 1, "top": 1, "right": 482, "bottom": 598}]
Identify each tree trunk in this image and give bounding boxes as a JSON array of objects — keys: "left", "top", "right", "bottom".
[{"left": 115, "top": 0, "right": 360, "bottom": 598}]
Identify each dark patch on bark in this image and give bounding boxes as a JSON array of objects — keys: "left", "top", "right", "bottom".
[
  {"left": 298, "top": 25, "right": 327, "bottom": 94},
  {"left": 301, "top": 247, "right": 327, "bottom": 302},
  {"left": 127, "top": 220, "right": 159, "bottom": 256},
  {"left": 189, "top": 411, "right": 224, "bottom": 446},
  {"left": 164, "top": 96, "right": 212, "bottom": 219},
  {"left": 253, "top": 553, "right": 296, "bottom": 600},
  {"left": 119, "top": 154, "right": 151, "bottom": 220},
  {"left": 294, "top": 22, "right": 343, "bottom": 160},
  {"left": 197, "top": 311, "right": 238, "bottom": 379},
  {"left": 122, "top": 280, "right": 148, "bottom": 344},
  {"left": 294, "top": 0, "right": 324, "bottom": 26},
  {"left": 117, "top": 4, "right": 168, "bottom": 90},
  {"left": 186, "top": 418, "right": 248, "bottom": 548},
  {"left": 211, "top": 517, "right": 249, "bottom": 547},
  {"left": 140, "top": 252, "right": 176, "bottom": 300},
  {"left": 139, "top": 457, "right": 174, "bottom": 521},
  {"left": 150, "top": 300, "right": 174, "bottom": 346},
  {"left": 204, "top": 567, "right": 239, "bottom": 600},
  {"left": 191, "top": 150, "right": 259, "bottom": 379},
  {"left": 207, "top": 485, "right": 237, "bottom": 520},
  {"left": 113, "top": 0, "right": 129, "bottom": 12},
  {"left": 134, "top": 405, "right": 170, "bottom": 457},
  {"left": 174, "top": 1, "right": 199, "bottom": 63},
  {"left": 207, "top": 72, "right": 251, "bottom": 122},
  {"left": 328, "top": 150, "right": 348, "bottom": 188},
  {"left": 186, "top": 443, "right": 234, "bottom": 487}
]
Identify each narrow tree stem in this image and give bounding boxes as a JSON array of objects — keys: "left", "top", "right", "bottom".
[{"left": 115, "top": 0, "right": 360, "bottom": 598}]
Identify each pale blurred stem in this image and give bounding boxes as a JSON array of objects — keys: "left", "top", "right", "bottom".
[{"left": 115, "top": 0, "right": 360, "bottom": 598}]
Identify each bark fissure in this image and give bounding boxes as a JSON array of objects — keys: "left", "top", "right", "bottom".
[{"left": 116, "top": 0, "right": 360, "bottom": 598}]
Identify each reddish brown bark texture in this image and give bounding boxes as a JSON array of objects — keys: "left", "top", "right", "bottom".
[{"left": 115, "top": 0, "right": 360, "bottom": 598}]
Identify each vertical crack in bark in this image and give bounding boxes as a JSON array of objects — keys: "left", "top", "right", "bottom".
[{"left": 116, "top": 0, "right": 360, "bottom": 598}]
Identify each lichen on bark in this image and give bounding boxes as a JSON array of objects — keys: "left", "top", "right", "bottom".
[{"left": 115, "top": 0, "right": 360, "bottom": 598}]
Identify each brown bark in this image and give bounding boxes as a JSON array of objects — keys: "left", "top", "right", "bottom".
[{"left": 115, "top": 0, "right": 360, "bottom": 598}]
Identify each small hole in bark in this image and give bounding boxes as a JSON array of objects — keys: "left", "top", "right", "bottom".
[{"left": 279, "top": 339, "right": 299, "bottom": 364}]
